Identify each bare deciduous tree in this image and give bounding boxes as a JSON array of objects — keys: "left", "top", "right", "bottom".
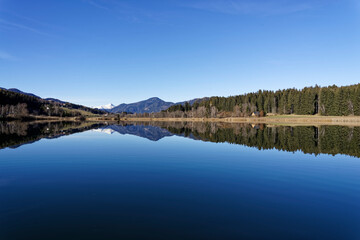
[{"left": 210, "top": 106, "right": 218, "bottom": 118}]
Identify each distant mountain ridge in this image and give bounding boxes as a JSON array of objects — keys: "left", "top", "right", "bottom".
[
  {"left": 1, "top": 87, "right": 206, "bottom": 114},
  {"left": 4, "top": 88, "right": 41, "bottom": 99},
  {"left": 44, "top": 98, "right": 68, "bottom": 104},
  {"left": 1, "top": 87, "right": 66, "bottom": 103},
  {"left": 109, "top": 97, "right": 174, "bottom": 114},
  {"left": 108, "top": 97, "right": 207, "bottom": 114}
]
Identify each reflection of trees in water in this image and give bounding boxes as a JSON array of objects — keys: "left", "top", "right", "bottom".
[
  {"left": 0, "top": 121, "right": 28, "bottom": 136},
  {"left": 1, "top": 121, "right": 360, "bottom": 158},
  {"left": 0, "top": 121, "right": 104, "bottom": 149},
  {"left": 131, "top": 121, "right": 360, "bottom": 158}
]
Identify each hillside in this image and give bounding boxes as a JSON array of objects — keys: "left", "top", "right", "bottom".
[{"left": 0, "top": 87, "right": 105, "bottom": 119}]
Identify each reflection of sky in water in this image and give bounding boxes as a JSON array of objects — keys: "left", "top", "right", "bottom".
[{"left": 0, "top": 130, "right": 359, "bottom": 239}]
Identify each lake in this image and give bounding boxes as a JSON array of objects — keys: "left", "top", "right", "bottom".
[{"left": 0, "top": 121, "right": 359, "bottom": 239}]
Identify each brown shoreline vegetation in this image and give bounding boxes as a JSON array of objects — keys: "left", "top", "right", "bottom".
[
  {"left": 87, "top": 115, "right": 360, "bottom": 127},
  {"left": 5, "top": 114, "right": 360, "bottom": 127}
]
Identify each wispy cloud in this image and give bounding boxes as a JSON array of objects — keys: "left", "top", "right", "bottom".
[
  {"left": 0, "top": 51, "right": 17, "bottom": 61},
  {"left": 82, "top": 0, "right": 132, "bottom": 14},
  {"left": 84, "top": 0, "right": 111, "bottom": 11},
  {"left": 82, "top": 0, "right": 172, "bottom": 24},
  {"left": 1, "top": 10, "right": 60, "bottom": 29},
  {"left": 0, "top": 18, "right": 52, "bottom": 36},
  {"left": 183, "top": 0, "right": 323, "bottom": 16},
  {"left": 83, "top": 0, "right": 330, "bottom": 22}
]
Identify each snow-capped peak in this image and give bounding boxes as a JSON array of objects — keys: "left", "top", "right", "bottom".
[{"left": 93, "top": 104, "right": 115, "bottom": 110}]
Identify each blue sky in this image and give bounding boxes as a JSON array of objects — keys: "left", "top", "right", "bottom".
[{"left": 0, "top": 0, "right": 359, "bottom": 106}]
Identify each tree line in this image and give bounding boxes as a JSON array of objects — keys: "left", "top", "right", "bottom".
[{"left": 164, "top": 84, "right": 360, "bottom": 117}]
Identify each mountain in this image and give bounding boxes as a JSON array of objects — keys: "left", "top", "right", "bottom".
[
  {"left": 109, "top": 97, "right": 207, "bottom": 114},
  {"left": 94, "top": 104, "right": 115, "bottom": 110},
  {"left": 176, "top": 97, "right": 209, "bottom": 107},
  {"left": 45, "top": 98, "right": 68, "bottom": 104},
  {"left": 110, "top": 97, "right": 174, "bottom": 114},
  {"left": 2, "top": 87, "right": 65, "bottom": 102},
  {"left": 3, "top": 88, "right": 76, "bottom": 106},
  {"left": 6, "top": 88, "right": 41, "bottom": 99}
]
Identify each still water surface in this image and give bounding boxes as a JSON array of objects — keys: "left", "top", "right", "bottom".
[{"left": 0, "top": 122, "right": 359, "bottom": 239}]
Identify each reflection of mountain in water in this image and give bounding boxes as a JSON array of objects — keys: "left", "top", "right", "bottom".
[
  {"left": 113, "top": 121, "right": 360, "bottom": 158},
  {"left": 98, "top": 124, "right": 173, "bottom": 141},
  {"left": 1, "top": 121, "right": 360, "bottom": 158}
]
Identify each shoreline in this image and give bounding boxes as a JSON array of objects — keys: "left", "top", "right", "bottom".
[
  {"left": 5, "top": 115, "right": 360, "bottom": 126},
  {"left": 89, "top": 115, "right": 360, "bottom": 126}
]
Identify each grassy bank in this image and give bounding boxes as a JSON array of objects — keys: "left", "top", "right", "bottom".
[
  {"left": 86, "top": 115, "right": 360, "bottom": 126},
  {"left": 6, "top": 115, "right": 360, "bottom": 127}
]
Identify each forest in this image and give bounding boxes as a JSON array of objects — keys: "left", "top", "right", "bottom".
[{"left": 164, "top": 84, "right": 360, "bottom": 117}]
